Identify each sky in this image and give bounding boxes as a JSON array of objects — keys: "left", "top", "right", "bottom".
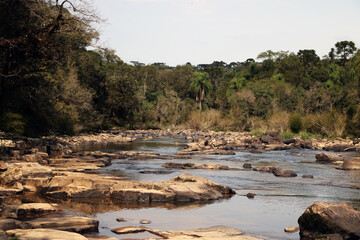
[{"left": 92, "top": 0, "right": 360, "bottom": 66}]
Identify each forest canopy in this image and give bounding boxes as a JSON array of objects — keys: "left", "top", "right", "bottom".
[{"left": 1, "top": 0, "right": 360, "bottom": 137}]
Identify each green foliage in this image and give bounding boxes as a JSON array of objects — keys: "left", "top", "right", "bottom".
[
  {"left": 190, "top": 72, "right": 212, "bottom": 111},
  {"left": 0, "top": 2, "right": 358, "bottom": 138},
  {"left": 0, "top": 112, "right": 26, "bottom": 136},
  {"left": 249, "top": 130, "right": 265, "bottom": 136},
  {"left": 289, "top": 114, "right": 303, "bottom": 133}
]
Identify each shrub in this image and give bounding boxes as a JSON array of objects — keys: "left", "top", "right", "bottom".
[
  {"left": 0, "top": 112, "right": 26, "bottom": 136},
  {"left": 289, "top": 114, "right": 302, "bottom": 133}
]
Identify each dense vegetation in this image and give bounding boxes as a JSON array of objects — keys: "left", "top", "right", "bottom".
[{"left": 1, "top": 0, "right": 360, "bottom": 137}]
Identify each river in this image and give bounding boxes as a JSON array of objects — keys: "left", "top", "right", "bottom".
[{"left": 72, "top": 136, "right": 360, "bottom": 239}]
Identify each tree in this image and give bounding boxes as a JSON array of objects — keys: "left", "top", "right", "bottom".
[
  {"left": 190, "top": 72, "right": 212, "bottom": 112},
  {"left": 335, "top": 41, "right": 357, "bottom": 65},
  {"left": 0, "top": 0, "right": 99, "bottom": 135},
  {"left": 297, "top": 49, "right": 320, "bottom": 73}
]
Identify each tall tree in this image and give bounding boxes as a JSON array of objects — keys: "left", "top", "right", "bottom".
[
  {"left": 190, "top": 72, "right": 212, "bottom": 112},
  {"left": 335, "top": 41, "right": 357, "bottom": 66}
]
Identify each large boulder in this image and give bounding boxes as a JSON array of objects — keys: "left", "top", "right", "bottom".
[
  {"left": 315, "top": 152, "right": 344, "bottom": 163},
  {"left": 39, "top": 172, "right": 235, "bottom": 202},
  {"left": 1, "top": 203, "right": 60, "bottom": 220},
  {"left": 6, "top": 229, "right": 88, "bottom": 240},
  {"left": 298, "top": 202, "right": 360, "bottom": 239}
]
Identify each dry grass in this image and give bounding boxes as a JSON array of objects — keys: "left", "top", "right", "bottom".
[
  {"left": 187, "top": 109, "right": 232, "bottom": 130},
  {"left": 303, "top": 110, "right": 347, "bottom": 137}
]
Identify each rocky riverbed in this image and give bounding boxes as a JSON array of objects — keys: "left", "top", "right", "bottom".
[{"left": 0, "top": 130, "right": 360, "bottom": 239}]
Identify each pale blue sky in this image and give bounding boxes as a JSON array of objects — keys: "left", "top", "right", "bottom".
[{"left": 93, "top": 0, "right": 360, "bottom": 66}]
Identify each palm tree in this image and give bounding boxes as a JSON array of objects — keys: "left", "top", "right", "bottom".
[{"left": 190, "top": 72, "right": 212, "bottom": 112}]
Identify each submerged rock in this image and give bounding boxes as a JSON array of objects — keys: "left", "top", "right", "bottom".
[
  {"left": 302, "top": 174, "right": 314, "bottom": 179},
  {"left": 298, "top": 202, "right": 360, "bottom": 240},
  {"left": 111, "top": 225, "right": 263, "bottom": 239}
]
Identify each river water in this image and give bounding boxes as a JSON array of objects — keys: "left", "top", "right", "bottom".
[{"left": 75, "top": 136, "right": 360, "bottom": 240}]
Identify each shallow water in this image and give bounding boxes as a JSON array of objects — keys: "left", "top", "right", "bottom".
[{"left": 55, "top": 137, "right": 360, "bottom": 239}]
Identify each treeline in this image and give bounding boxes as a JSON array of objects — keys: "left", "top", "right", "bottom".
[{"left": 1, "top": 0, "right": 360, "bottom": 137}]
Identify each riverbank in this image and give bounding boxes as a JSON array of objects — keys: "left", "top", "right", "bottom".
[{"left": 0, "top": 130, "right": 359, "bottom": 239}]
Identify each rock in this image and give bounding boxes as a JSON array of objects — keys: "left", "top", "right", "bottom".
[
  {"left": 0, "top": 162, "right": 53, "bottom": 186},
  {"left": 209, "top": 138, "right": 227, "bottom": 148},
  {"left": 246, "top": 193, "right": 256, "bottom": 199},
  {"left": 25, "top": 216, "right": 99, "bottom": 233},
  {"left": 0, "top": 186, "right": 23, "bottom": 196},
  {"left": 0, "top": 161, "right": 7, "bottom": 171},
  {"left": 86, "top": 237, "right": 118, "bottom": 240},
  {"left": 284, "top": 226, "right": 299, "bottom": 233},
  {"left": 40, "top": 172, "right": 235, "bottom": 202},
  {"left": 6, "top": 228, "right": 88, "bottom": 240},
  {"left": 272, "top": 168, "right": 297, "bottom": 177},
  {"left": 284, "top": 138, "right": 297, "bottom": 145},
  {"left": 140, "top": 220, "right": 151, "bottom": 224},
  {"left": 338, "top": 157, "right": 360, "bottom": 170},
  {"left": 116, "top": 218, "right": 127, "bottom": 222},
  {"left": 21, "top": 153, "right": 46, "bottom": 164},
  {"left": 0, "top": 219, "right": 31, "bottom": 231},
  {"left": 260, "top": 135, "right": 273, "bottom": 144},
  {"left": 0, "top": 230, "right": 6, "bottom": 240},
  {"left": 110, "top": 225, "right": 263, "bottom": 239},
  {"left": 253, "top": 166, "right": 276, "bottom": 173},
  {"left": 1, "top": 203, "right": 60, "bottom": 220},
  {"left": 111, "top": 226, "right": 146, "bottom": 234},
  {"left": 302, "top": 174, "right": 314, "bottom": 179},
  {"left": 298, "top": 202, "right": 360, "bottom": 239},
  {"left": 324, "top": 144, "right": 352, "bottom": 152},
  {"left": 243, "top": 163, "right": 252, "bottom": 169},
  {"left": 300, "top": 140, "right": 313, "bottom": 149},
  {"left": 315, "top": 152, "right": 344, "bottom": 163},
  {"left": 162, "top": 162, "right": 242, "bottom": 170},
  {"left": 164, "top": 225, "right": 263, "bottom": 240}
]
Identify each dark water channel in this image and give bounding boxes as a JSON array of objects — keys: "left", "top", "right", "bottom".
[{"left": 74, "top": 137, "right": 360, "bottom": 239}]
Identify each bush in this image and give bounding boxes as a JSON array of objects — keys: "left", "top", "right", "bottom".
[
  {"left": 289, "top": 114, "right": 302, "bottom": 133},
  {"left": 0, "top": 112, "right": 26, "bottom": 136}
]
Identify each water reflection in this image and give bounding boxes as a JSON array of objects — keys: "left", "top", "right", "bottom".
[{"left": 19, "top": 192, "right": 220, "bottom": 215}]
